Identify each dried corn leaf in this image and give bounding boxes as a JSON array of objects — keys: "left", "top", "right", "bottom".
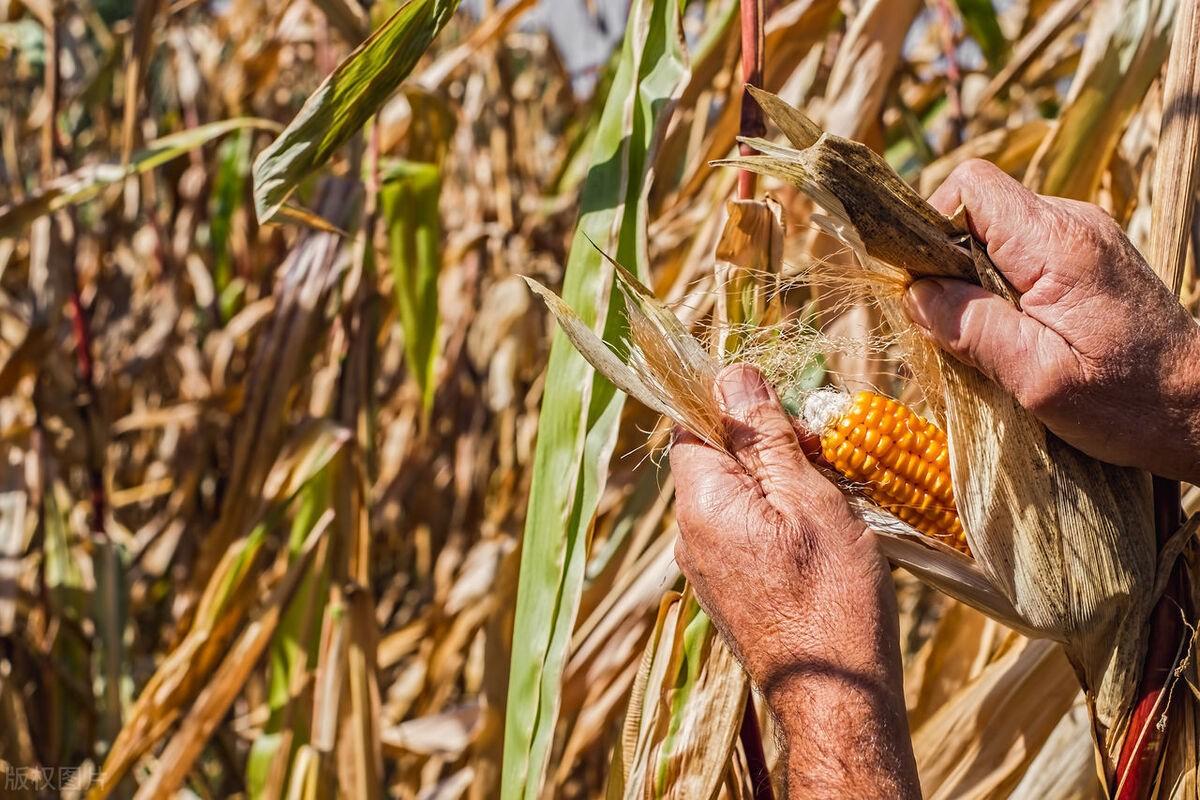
[
  {"left": 904, "top": 602, "right": 1001, "bottom": 729},
  {"left": 91, "top": 422, "right": 353, "bottom": 797},
  {"left": 714, "top": 198, "right": 783, "bottom": 353},
  {"left": 132, "top": 513, "right": 333, "bottom": 799},
  {"left": 974, "top": 0, "right": 1089, "bottom": 110},
  {"left": 0, "top": 118, "right": 279, "bottom": 239},
  {"left": 1024, "top": 0, "right": 1176, "bottom": 200},
  {"left": 919, "top": 120, "right": 1052, "bottom": 197},
  {"left": 1009, "top": 699, "right": 1099, "bottom": 799},
  {"left": 1144, "top": 0, "right": 1200, "bottom": 292},
  {"left": 612, "top": 590, "right": 747, "bottom": 800},
  {"left": 912, "top": 636, "right": 1080, "bottom": 799},
  {"left": 819, "top": 0, "right": 920, "bottom": 144}
]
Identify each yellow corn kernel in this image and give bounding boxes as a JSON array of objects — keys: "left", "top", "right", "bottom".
[{"left": 816, "top": 390, "right": 969, "bottom": 556}]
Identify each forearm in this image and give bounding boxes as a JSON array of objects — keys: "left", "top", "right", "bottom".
[
  {"left": 755, "top": 585, "right": 920, "bottom": 798},
  {"left": 1160, "top": 324, "right": 1200, "bottom": 484},
  {"left": 769, "top": 670, "right": 919, "bottom": 798}
]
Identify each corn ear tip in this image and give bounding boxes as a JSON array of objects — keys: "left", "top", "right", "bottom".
[{"left": 800, "top": 387, "right": 849, "bottom": 435}]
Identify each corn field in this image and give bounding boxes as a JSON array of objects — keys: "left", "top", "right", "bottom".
[{"left": 1, "top": 0, "right": 1199, "bottom": 797}]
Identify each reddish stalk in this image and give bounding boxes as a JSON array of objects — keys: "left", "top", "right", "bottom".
[
  {"left": 740, "top": 693, "right": 774, "bottom": 800},
  {"left": 39, "top": 6, "right": 107, "bottom": 541},
  {"left": 735, "top": 2, "right": 775, "bottom": 797},
  {"left": 934, "top": 0, "right": 965, "bottom": 148},
  {"left": 67, "top": 286, "right": 106, "bottom": 533},
  {"left": 1113, "top": 477, "right": 1185, "bottom": 800},
  {"left": 737, "top": 0, "right": 765, "bottom": 199}
]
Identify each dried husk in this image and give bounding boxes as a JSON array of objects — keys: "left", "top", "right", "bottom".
[
  {"left": 724, "top": 89, "right": 1158, "bottom": 769},
  {"left": 714, "top": 198, "right": 784, "bottom": 354},
  {"left": 527, "top": 88, "right": 1164, "bottom": 786}
]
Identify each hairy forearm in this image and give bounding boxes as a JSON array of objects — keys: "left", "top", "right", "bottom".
[
  {"left": 757, "top": 590, "right": 920, "bottom": 799},
  {"left": 1163, "top": 325, "right": 1200, "bottom": 484},
  {"left": 769, "top": 670, "right": 919, "bottom": 798}
]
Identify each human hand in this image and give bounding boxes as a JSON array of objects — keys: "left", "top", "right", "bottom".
[
  {"left": 905, "top": 159, "right": 1200, "bottom": 482},
  {"left": 670, "top": 364, "right": 919, "bottom": 798}
]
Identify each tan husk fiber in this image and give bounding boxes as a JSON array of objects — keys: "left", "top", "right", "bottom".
[
  {"left": 724, "top": 91, "right": 1158, "bottom": 766},
  {"left": 528, "top": 89, "right": 1160, "bottom": 779}
]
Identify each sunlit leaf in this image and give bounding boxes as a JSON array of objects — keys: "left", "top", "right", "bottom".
[
  {"left": 1024, "top": 0, "right": 1176, "bottom": 199},
  {"left": 251, "top": 0, "right": 461, "bottom": 223},
  {"left": 501, "top": 0, "right": 689, "bottom": 796},
  {"left": 381, "top": 159, "right": 442, "bottom": 415},
  {"left": 955, "top": 0, "right": 1007, "bottom": 69}
]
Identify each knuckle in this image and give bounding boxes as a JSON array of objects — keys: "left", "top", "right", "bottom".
[
  {"left": 1071, "top": 200, "right": 1117, "bottom": 231},
  {"left": 813, "top": 485, "right": 856, "bottom": 527},
  {"left": 1050, "top": 199, "right": 1119, "bottom": 256},
  {"left": 1017, "top": 374, "right": 1068, "bottom": 415},
  {"left": 772, "top": 495, "right": 839, "bottom": 556},
  {"left": 955, "top": 158, "right": 999, "bottom": 184},
  {"left": 729, "top": 407, "right": 801, "bottom": 460}
]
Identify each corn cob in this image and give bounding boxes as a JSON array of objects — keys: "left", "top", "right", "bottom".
[{"left": 802, "top": 389, "right": 969, "bottom": 556}]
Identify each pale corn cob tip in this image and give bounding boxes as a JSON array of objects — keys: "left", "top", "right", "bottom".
[
  {"left": 800, "top": 388, "right": 852, "bottom": 436},
  {"left": 800, "top": 389, "right": 970, "bottom": 557}
]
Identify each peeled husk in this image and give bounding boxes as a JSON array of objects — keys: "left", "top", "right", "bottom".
[
  {"left": 527, "top": 89, "right": 1168, "bottom": 784},
  {"left": 726, "top": 90, "right": 1164, "bottom": 772}
]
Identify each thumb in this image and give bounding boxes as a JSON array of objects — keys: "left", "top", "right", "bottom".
[
  {"left": 903, "top": 278, "right": 1074, "bottom": 403},
  {"left": 716, "top": 364, "right": 818, "bottom": 509}
]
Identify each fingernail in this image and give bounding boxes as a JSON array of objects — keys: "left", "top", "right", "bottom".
[
  {"left": 717, "top": 364, "right": 770, "bottom": 411},
  {"left": 904, "top": 279, "right": 943, "bottom": 330}
]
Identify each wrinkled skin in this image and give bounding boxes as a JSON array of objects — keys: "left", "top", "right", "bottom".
[
  {"left": 909, "top": 159, "right": 1200, "bottom": 483},
  {"left": 671, "top": 365, "right": 920, "bottom": 799},
  {"left": 670, "top": 159, "right": 1200, "bottom": 797}
]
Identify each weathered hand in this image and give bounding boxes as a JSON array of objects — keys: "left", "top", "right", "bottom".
[
  {"left": 906, "top": 159, "right": 1200, "bottom": 482},
  {"left": 670, "top": 364, "right": 919, "bottom": 798}
]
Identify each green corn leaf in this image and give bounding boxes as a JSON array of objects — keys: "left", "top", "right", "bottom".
[
  {"left": 209, "top": 129, "right": 253, "bottom": 310},
  {"left": 93, "top": 535, "right": 128, "bottom": 746},
  {"left": 43, "top": 482, "right": 90, "bottom": 761},
  {"left": 251, "top": 0, "right": 460, "bottom": 223},
  {"left": 247, "top": 469, "right": 333, "bottom": 800},
  {"left": 500, "top": 1, "right": 689, "bottom": 797},
  {"left": 381, "top": 159, "right": 442, "bottom": 415}
]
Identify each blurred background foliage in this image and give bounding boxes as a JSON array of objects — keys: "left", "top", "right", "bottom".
[{"left": 0, "top": 0, "right": 1197, "bottom": 797}]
